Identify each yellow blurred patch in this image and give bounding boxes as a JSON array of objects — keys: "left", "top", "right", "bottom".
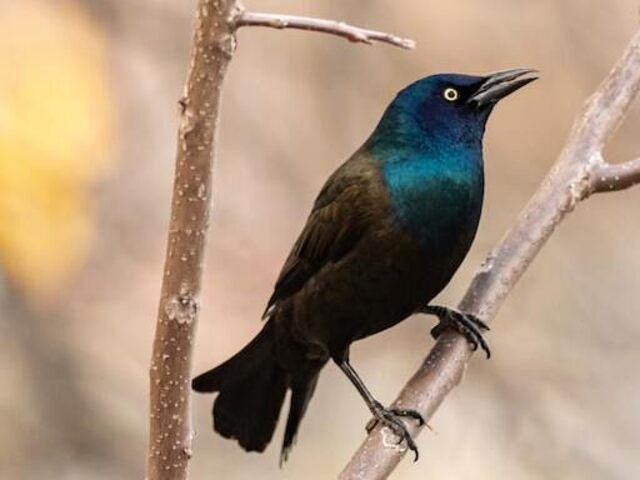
[{"left": 0, "top": 1, "right": 114, "bottom": 298}]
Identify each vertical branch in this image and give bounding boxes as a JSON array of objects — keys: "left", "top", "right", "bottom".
[{"left": 146, "top": 1, "right": 239, "bottom": 479}]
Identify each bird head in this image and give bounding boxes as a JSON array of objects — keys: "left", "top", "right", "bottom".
[{"left": 369, "top": 69, "right": 538, "bottom": 151}]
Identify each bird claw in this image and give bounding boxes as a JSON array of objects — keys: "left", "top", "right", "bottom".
[
  {"left": 365, "top": 401, "right": 422, "bottom": 461},
  {"left": 388, "top": 408, "right": 425, "bottom": 426},
  {"left": 366, "top": 407, "right": 425, "bottom": 433},
  {"left": 424, "top": 305, "right": 491, "bottom": 358}
]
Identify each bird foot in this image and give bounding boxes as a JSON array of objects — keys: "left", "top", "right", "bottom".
[
  {"left": 365, "top": 401, "right": 423, "bottom": 461},
  {"left": 422, "top": 305, "right": 491, "bottom": 358}
]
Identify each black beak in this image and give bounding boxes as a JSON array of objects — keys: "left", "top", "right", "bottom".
[{"left": 468, "top": 68, "right": 538, "bottom": 108}]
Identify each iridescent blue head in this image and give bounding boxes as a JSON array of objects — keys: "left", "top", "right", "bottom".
[
  {"left": 367, "top": 68, "right": 538, "bottom": 155},
  {"left": 366, "top": 69, "right": 537, "bottom": 249}
]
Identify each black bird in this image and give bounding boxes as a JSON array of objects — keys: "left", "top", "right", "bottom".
[{"left": 193, "top": 69, "right": 537, "bottom": 462}]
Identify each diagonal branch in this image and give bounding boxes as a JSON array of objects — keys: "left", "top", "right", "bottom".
[
  {"left": 236, "top": 11, "right": 416, "bottom": 49},
  {"left": 340, "top": 26, "right": 640, "bottom": 480}
]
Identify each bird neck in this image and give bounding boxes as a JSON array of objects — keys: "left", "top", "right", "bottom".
[
  {"left": 364, "top": 108, "right": 485, "bottom": 249},
  {"left": 365, "top": 104, "right": 486, "bottom": 191}
]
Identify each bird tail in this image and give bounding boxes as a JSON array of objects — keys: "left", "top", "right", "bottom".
[
  {"left": 192, "top": 321, "right": 318, "bottom": 460},
  {"left": 280, "top": 373, "right": 319, "bottom": 464}
]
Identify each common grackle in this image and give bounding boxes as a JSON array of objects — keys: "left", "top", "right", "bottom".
[{"left": 193, "top": 69, "right": 537, "bottom": 462}]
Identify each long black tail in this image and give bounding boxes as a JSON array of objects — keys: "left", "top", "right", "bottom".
[{"left": 192, "top": 321, "right": 317, "bottom": 460}]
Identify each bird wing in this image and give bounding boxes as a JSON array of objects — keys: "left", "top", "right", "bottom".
[{"left": 263, "top": 172, "right": 370, "bottom": 318}]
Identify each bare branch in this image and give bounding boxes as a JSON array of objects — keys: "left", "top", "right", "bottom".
[
  {"left": 340, "top": 27, "right": 640, "bottom": 480},
  {"left": 146, "top": 1, "right": 237, "bottom": 479},
  {"left": 578, "top": 29, "right": 640, "bottom": 150},
  {"left": 236, "top": 11, "right": 416, "bottom": 49},
  {"left": 592, "top": 157, "right": 640, "bottom": 193}
]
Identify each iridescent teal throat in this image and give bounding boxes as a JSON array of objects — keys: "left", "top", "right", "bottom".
[{"left": 366, "top": 103, "right": 485, "bottom": 249}]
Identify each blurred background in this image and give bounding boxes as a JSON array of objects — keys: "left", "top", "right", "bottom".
[{"left": 1, "top": 0, "right": 639, "bottom": 478}]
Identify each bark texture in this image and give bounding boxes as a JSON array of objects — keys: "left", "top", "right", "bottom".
[{"left": 146, "top": 1, "right": 238, "bottom": 479}]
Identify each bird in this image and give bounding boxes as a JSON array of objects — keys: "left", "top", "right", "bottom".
[{"left": 192, "top": 68, "right": 537, "bottom": 463}]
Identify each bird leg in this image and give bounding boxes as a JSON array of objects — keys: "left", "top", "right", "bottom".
[
  {"left": 419, "top": 305, "right": 491, "bottom": 358},
  {"left": 338, "top": 360, "right": 424, "bottom": 461}
]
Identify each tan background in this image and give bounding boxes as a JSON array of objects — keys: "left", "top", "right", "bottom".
[{"left": 1, "top": 0, "right": 639, "bottom": 478}]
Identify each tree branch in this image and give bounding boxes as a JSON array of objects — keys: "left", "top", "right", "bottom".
[
  {"left": 340, "top": 26, "right": 640, "bottom": 480},
  {"left": 236, "top": 11, "right": 416, "bottom": 49},
  {"left": 145, "top": 3, "right": 413, "bottom": 479},
  {"left": 146, "top": 2, "right": 237, "bottom": 480},
  {"left": 592, "top": 156, "right": 640, "bottom": 193}
]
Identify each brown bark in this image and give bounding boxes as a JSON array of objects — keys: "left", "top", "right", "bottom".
[
  {"left": 146, "top": 1, "right": 238, "bottom": 479},
  {"left": 340, "top": 26, "right": 640, "bottom": 480}
]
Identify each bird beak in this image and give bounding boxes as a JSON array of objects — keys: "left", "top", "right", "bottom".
[{"left": 468, "top": 68, "right": 538, "bottom": 108}]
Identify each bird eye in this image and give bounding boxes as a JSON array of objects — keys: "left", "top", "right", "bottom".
[{"left": 443, "top": 87, "right": 459, "bottom": 102}]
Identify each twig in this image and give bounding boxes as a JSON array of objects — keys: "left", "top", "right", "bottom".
[
  {"left": 340, "top": 26, "right": 640, "bottom": 480},
  {"left": 145, "top": 2, "right": 413, "bottom": 479},
  {"left": 592, "top": 156, "right": 640, "bottom": 192},
  {"left": 236, "top": 11, "right": 416, "bottom": 49}
]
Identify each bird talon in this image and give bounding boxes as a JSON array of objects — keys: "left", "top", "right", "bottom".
[
  {"left": 470, "top": 315, "right": 490, "bottom": 331},
  {"left": 409, "top": 441, "right": 419, "bottom": 462},
  {"left": 366, "top": 404, "right": 421, "bottom": 460},
  {"left": 388, "top": 408, "right": 425, "bottom": 426},
  {"left": 422, "top": 305, "right": 491, "bottom": 359},
  {"left": 365, "top": 418, "right": 378, "bottom": 434}
]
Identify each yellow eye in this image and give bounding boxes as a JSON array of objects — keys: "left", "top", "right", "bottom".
[{"left": 443, "top": 87, "right": 459, "bottom": 102}]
